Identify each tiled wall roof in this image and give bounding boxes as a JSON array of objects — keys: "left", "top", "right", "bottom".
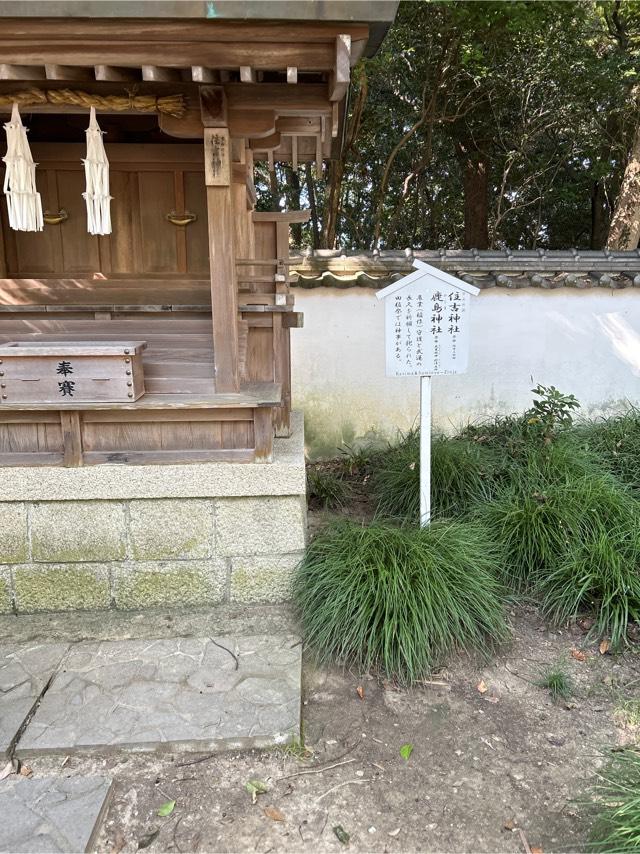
[{"left": 289, "top": 249, "right": 640, "bottom": 290}]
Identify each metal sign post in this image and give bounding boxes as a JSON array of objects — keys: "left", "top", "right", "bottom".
[{"left": 376, "top": 260, "right": 479, "bottom": 527}]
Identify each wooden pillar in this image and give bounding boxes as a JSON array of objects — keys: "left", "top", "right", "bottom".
[
  {"left": 274, "top": 220, "right": 292, "bottom": 436},
  {"left": 201, "top": 86, "right": 240, "bottom": 393}
]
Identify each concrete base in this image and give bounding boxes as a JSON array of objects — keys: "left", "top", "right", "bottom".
[{"left": 0, "top": 413, "right": 306, "bottom": 614}]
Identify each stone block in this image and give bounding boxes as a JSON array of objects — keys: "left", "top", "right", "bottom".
[
  {"left": 18, "top": 635, "right": 301, "bottom": 754},
  {"left": 31, "top": 501, "right": 126, "bottom": 562},
  {"left": 129, "top": 499, "right": 212, "bottom": 560},
  {"left": 0, "top": 503, "right": 28, "bottom": 564},
  {"left": 0, "top": 569, "right": 12, "bottom": 614},
  {"left": 0, "top": 776, "right": 112, "bottom": 853},
  {"left": 113, "top": 559, "right": 227, "bottom": 609},
  {"left": 14, "top": 565, "right": 111, "bottom": 613},
  {"left": 216, "top": 496, "right": 306, "bottom": 557},
  {"left": 1, "top": 642, "right": 70, "bottom": 756},
  {"left": 230, "top": 552, "right": 303, "bottom": 603}
]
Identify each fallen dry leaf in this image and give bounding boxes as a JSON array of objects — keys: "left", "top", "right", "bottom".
[
  {"left": 531, "top": 847, "right": 544, "bottom": 853},
  {"left": 476, "top": 680, "right": 488, "bottom": 694},
  {"left": 599, "top": 639, "right": 610, "bottom": 655},
  {"left": 263, "top": 806, "right": 285, "bottom": 822},
  {"left": 503, "top": 820, "right": 517, "bottom": 832},
  {"left": 388, "top": 828, "right": 401, "bottom": 838},
  {"left": 356, "top": 685, "right": 365, "bottom": 700},
  {"left": 571, "top": 649, "right": 586, "bottom": 662},
  {"left": 19, "top": 764, "right": 33, "bottom": 778}
]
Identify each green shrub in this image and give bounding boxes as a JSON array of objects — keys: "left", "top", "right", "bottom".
[
  {"left": 587, "top": 749, "right": 640, "bottom": 852},
  {"left": 306, "top": 467, "right": 350, "bottom": 510},
  {"left": 294, "top": 519, "right": 509, "bottom": 684},
  {"left": 525, "top": 384, "right": 580, "bottom": 442},
  {"left": 371, "top": 429, "right": 500, "bottom": 521}
]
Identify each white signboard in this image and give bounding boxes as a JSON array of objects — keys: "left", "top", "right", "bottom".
[
  {"left": 376, "top": 259, "right": 480, "bottom": 527},
  {"left": 377, "top": 259, "right": 477, "bottom": 377}
]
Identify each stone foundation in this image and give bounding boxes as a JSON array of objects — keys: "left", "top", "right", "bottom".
[{"left": 0, "top": 413, "right": 307, "bottom": 614}]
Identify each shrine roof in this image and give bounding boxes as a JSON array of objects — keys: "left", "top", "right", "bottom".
[
  {"left": 0, "top": 1, "right": 398, "bottom": 54},
  {"left": 289, "top": 249, "right": 640, "bottom": 291}
]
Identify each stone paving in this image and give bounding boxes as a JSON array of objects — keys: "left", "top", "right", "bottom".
[
  {"left": 1, "top": 631, "right": 300, "bottom": 850},
  {"left": 0, "top": 775, "right": 112, "bottom": 853},
  {"left": 17, "top": 635, "right": 301, "bottom": 755},
  {"left": 0, "top": 643, "right": 70, "bottom": 756}
]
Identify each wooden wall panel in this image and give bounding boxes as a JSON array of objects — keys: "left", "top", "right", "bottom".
[
  {"left": 184, "top": 170, "right": 210, "bottom": 274},
  {"left": 107, "top": 170, "right": 141, "bottom": 274},
  {"left": 1, "top": 146, "right": 211, "bottom": 279},
  {"left": 56, "top": 170, "right": 101, "bottom": 274},
  {"left": 138, "top": 171, "right": 178, "bottom": 273},
  {"left": 7, "top": 169, "right": 60, "bottom": 276}
]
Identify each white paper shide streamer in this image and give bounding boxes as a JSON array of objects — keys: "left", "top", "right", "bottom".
[
  {"left": 2, "top": 103, "right": 43, "bottom": 232},
  {"left": 83, "top": 106, "right": 112, "bottom": 235}
]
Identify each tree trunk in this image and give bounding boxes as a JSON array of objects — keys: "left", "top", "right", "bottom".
[
  {"left": 283, "top": 165, "right": 303, "bottom": 244},
  {"left": 268, "top": 166, "right": 280, "bottom": 212},
  {"left": 456, "top": 141, "right": 489, "bottom": 249},
  {"left": 305, "top": 162, "right": 320, "bottom": 249},
  {"left": 323, "top": 159, "right": 343, "bottom": 249},
  {"left": 590, "top": 180, "right": 610, "bottom": 249},
  {"left": 607, "top": 123, "right": 640, "bottom": 250}
]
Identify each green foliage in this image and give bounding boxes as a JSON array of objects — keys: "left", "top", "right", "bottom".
[
  {"left": 337, "top": 440, "right": 382, "bottom": 477},
  {"left": 258, "top": 0, "right": 640, "bottom": 251},
  {"left": 371, "top": 429, "right": 499, "bottom": 521},
  {"left": 306, "top": 466, "right": 350, "bottom": 510},
  {"left": 579, "top": 411, "right": 640, "bottom": 490},
  {"left": 294, "top": 519, "right": 509, "bottom": 684},
  {"left": 370, "top": 428, "right": 420, "bottom": 519},
  {"left": 526, "top": 385, "right": 580, "bottom": 441},
  {"left": 539, "top": 523, "right": 640, "bottom": 649},
  {"left": 587, "top": 749, "right": 640, "bottom": 852},
  {"left": 536, "top": 664, "right": 573, "bottom": 703}
]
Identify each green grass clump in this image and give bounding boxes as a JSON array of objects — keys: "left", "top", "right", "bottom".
[
  {"left": 588, "top": 749, "right": 640, "bottom": 852},
  {"left": 539, "top": 523, "right": 640, "bottom": 649},
  {"left": 536, "top": 664, "right": 572, "bottom": 702},
  {"left": 306, "top": 466, "right": 351, "bottom": 510},
  {"left": 371, "top": 429, "right": 499, "bottom": 521},
  {"left": 294, "top": 519, "right": 509, "bottom": 684},
  {"left": 477, "top": 476, "right": 581, "bottom": 592},
  {"left": 580, "top": 411, "right": 640, "bottom": 491}
]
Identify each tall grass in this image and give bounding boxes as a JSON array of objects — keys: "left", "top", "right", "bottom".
[
  {"left": 580, "top": 411, "right": 640, "bottom": 491},
  {"left": 539, "top": 523, "right": 640, "bottom": 648},
  {"left": 371, "top": 429, "right": 500, "bottom": 521},
  {"left": 588, "top": 749, "right": 640, "bottom": 852},
  {"left": 306, "top": 466, "right": 351, "bottom": 510},
  {"left": 294, "top": 519, "right": 509, "bottom": 684}
]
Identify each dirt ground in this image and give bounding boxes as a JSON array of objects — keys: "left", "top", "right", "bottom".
[{"left": 7, "top": 603, "right": 638, "bottom": 854}]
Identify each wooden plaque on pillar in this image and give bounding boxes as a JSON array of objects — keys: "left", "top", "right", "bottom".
[{"left": 204, "top": 128, "right": 231, "bottom": 186}]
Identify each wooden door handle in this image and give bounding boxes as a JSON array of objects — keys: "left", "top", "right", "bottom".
[
  {"left": 43, "top": 209, "right": 69, "bottom": 225},
  {"left": 166, "top": 211, "right": 197, "bottom": 226}
]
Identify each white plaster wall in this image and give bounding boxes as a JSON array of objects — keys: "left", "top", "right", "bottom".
[{"left": 291, "top": 286, "right": 640, "bottom": 454}]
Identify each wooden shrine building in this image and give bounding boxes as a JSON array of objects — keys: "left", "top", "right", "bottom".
[{"left": 0, "top": 2, "right": 397, "bottom": 615}]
